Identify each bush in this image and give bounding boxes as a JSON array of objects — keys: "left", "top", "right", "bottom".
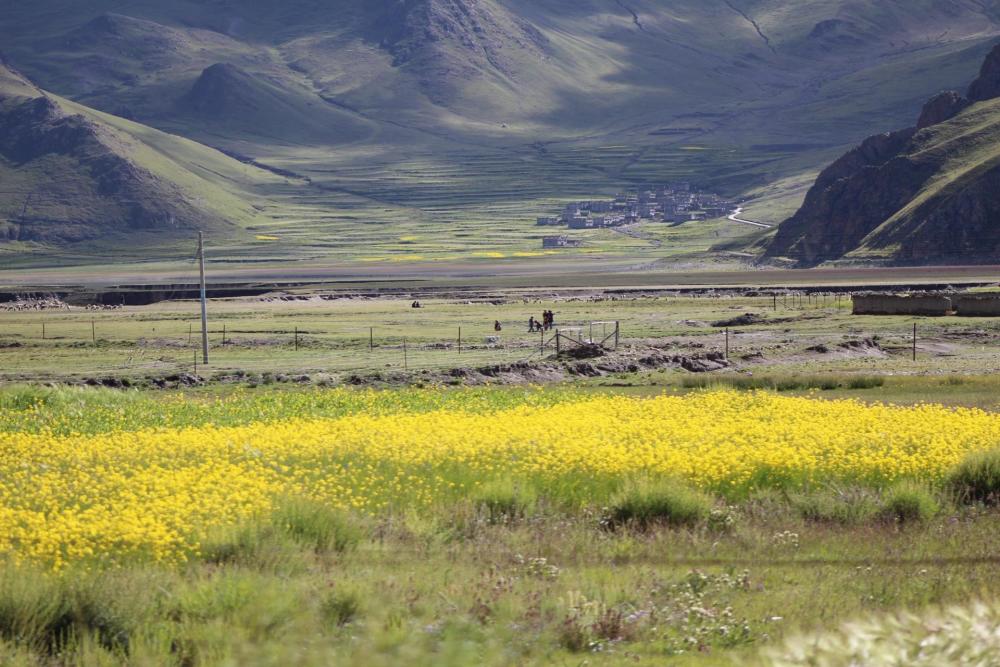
[
  {"left": 882, "top": 481, "right": 939, "bottom": 523},
  {"left": 471, "top": 479, "right": 538, "bottom": 524},
  {"left": 606, "top": 478, "right": 713, "bottom": 529},
  {"left": 270, "top": 498, "right": 363, "bottom": 554},
  {"left": 947, "top": 449, "right": 1000, "bottom": 505},
  {"left": 792, "top": 487, "right": 880, "bottom": 524}
]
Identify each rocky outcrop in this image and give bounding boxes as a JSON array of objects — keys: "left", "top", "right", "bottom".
[
  {"left": 967, "top": 42, "right": 1000, "bottom": 102},
  {"left": 181, "top": 63, "right": 258, "bottom": 116},
  {"left": 765, "top": 43, "right": 1000, "bottom": 266},
  {"left": 917, "top": 91, "right": 969, "bottom": 129}
]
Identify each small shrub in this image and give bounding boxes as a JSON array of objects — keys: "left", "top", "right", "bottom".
[
  {"left": 606, "top": 478, "right": 713, "bottom": 529},
  {"left": 320, "top": 587, "right": 362, "bottom": 627},
  {"left": 471, "top": 479, "right": 537, "bottom": 524},
  {"left": 882, "top": 481, "right": 939, "bottom": 523},
  {"left": 947, "top": 449, "right": 1000, "bottom": 505},
  {"left": 792, "top": 487, "right": 880, "bottom": 525},
  {"left": 270, "top": 498, "right": 363, "bottom": 553}
]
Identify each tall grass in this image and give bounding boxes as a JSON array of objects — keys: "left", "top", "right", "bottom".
[
  {"left": 947, "top": 448, "right": 1000, "bottom": 505},
  {"left": 681, "top": 374, "right": 884, "bottom": 392}
]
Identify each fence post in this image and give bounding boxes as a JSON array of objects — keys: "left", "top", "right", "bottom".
[
  {"left": 369, "top": 327, "right": 374, "bottom": 352},
  {"left": 403, "top": 337, "right": 408, "bottom": 370},
  {"left": 540, "top": 329, "right": 544, "bottom": 355},
  {"left": 42, "top": 322, "right": 45, "bottom": 340},
  {"left": 193, "top": 350, "right": 198, "bottom": 376},
  {"left": 92, "top": 319, "right": 96, "bottom": 345},
  {"left": 912, "top": 322, "right": 917, "bottom": 361},
  {"left": 615, "top": 321, "right": 620, "bottom": 349},
  {"left": 555, "top": 330, "right": 561, "bottom": 355},
  {"left": 725, "top": 327, "right": 730, "bottom": 360},
  {"left": 458, "top": 327, "right": 462, "bottom": 355},
  {"left": 222, "top": 323, "right": 226, "bottom": 345},
  {"left": 188, "top": 323, "right": 192, "bottom": 345},
  {"left": 773, "top": 294, "right": 777, "bottom": 311},
  {"left": 589, "top": 322, "right": 593, "bottom": 343},
  {"left": 294, "top": 327, "right": 299, "bottom": 351}
]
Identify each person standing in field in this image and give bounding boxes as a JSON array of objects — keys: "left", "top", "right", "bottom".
[{"left": 528, "top": 316, "right": 536, "bottom": 332}]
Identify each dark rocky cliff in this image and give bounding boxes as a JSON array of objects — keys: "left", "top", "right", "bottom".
[{"left": 765, "top": 43, "right": 1000, "bottom": 266}]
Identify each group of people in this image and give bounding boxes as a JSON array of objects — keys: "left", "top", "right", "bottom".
[
  {"left": 493, "top": 310, "right": 556, "bottom": 333},
  {"left": 528, "top": 310, "right": 555, "bottom": 333}
]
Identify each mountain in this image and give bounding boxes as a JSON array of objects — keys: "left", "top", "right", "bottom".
[
  {"left": 765, "top": 43, "right": 1000, "bottom": 266},
  {"left": 0, "top": 58, "right": 281, "bottom": 247},
  {"left": 3, "top": 1, "right": 1000, "bottom": 268}
]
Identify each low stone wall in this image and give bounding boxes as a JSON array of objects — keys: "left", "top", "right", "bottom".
[
  {"left": 852, "top": 294, "right": 952, "bottom": 316},
  {"left": 955, "top": 295, "right": 1000, "bottom": 317}
]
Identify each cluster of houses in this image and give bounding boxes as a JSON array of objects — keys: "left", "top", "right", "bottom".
[{"left": 537, "top": 184, "right": 736, "bottom": 232}]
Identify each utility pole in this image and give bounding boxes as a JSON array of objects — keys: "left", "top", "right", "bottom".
[{"left": 198, "top": 232, "right": 209, "bottom": 365}]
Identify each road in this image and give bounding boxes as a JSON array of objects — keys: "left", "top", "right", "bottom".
[{"left": 728, "top": 207, "right": 773, "bottom": 228}]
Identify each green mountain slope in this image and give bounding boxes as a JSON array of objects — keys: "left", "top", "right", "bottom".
[
  {"left": 2, "top": 1, "right": 1000, "bottom": 268},
  {"left": 765, "top": 44, "right": 1000, "bottom": 266},
  {"left": 0, "top": 58, "right": 283, "bottom": 251}
]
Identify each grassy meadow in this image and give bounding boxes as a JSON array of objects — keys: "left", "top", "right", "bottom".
[
  {"left": 0, "top": 291, "right": 999, "bottom": 664},
  {"left": 2, "top": 384, "right": 1000, "bottom": 665}
]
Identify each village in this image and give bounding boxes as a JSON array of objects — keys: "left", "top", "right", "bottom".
[{"left": 537, "top": 183, "right": 737, "bottom": 248}]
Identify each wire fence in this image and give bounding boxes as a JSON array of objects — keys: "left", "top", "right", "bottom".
[{"left": 2, "top": 290, "right": 999, "bottom": 380}]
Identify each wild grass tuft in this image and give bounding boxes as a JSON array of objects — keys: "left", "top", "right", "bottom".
[
  {"left": 947, "top": 449, "right": 1000, "bottom": 505},
  {"left": 882, "top": 481, "right": 940, "bottom": 524},
  {"left": 471, "top": 479, "right": 538, "bottom": 524},
  {"left": 606, "top": 478, "right": 713, "bottom": 529},
  {"left": 270, "top": 498, "right": 363, "bottom": 554},
  {"left": 791, "top": 486, "right": 881, "bottom": 525},
  {"left": 320, "top": 587, "right": 363, "bottom": 628}
]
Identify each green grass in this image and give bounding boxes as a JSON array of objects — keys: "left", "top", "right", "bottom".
[{"left": 0, "top": 507, "right": 999, "bottom": 665}]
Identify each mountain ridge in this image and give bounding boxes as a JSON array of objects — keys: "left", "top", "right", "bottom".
[
  {"left": 3, "top": 1, "right": 1000, "bottom": 266},
  {"left": 0, "top": 60, "right": 280, "bottom": 246},
  {"left": 764, "top": 42, "right": 1000, "bottom": 266}
]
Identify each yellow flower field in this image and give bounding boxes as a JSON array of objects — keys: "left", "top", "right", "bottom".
[{"left": 1, "top": 390, "right": 999, "bottom": 567}]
